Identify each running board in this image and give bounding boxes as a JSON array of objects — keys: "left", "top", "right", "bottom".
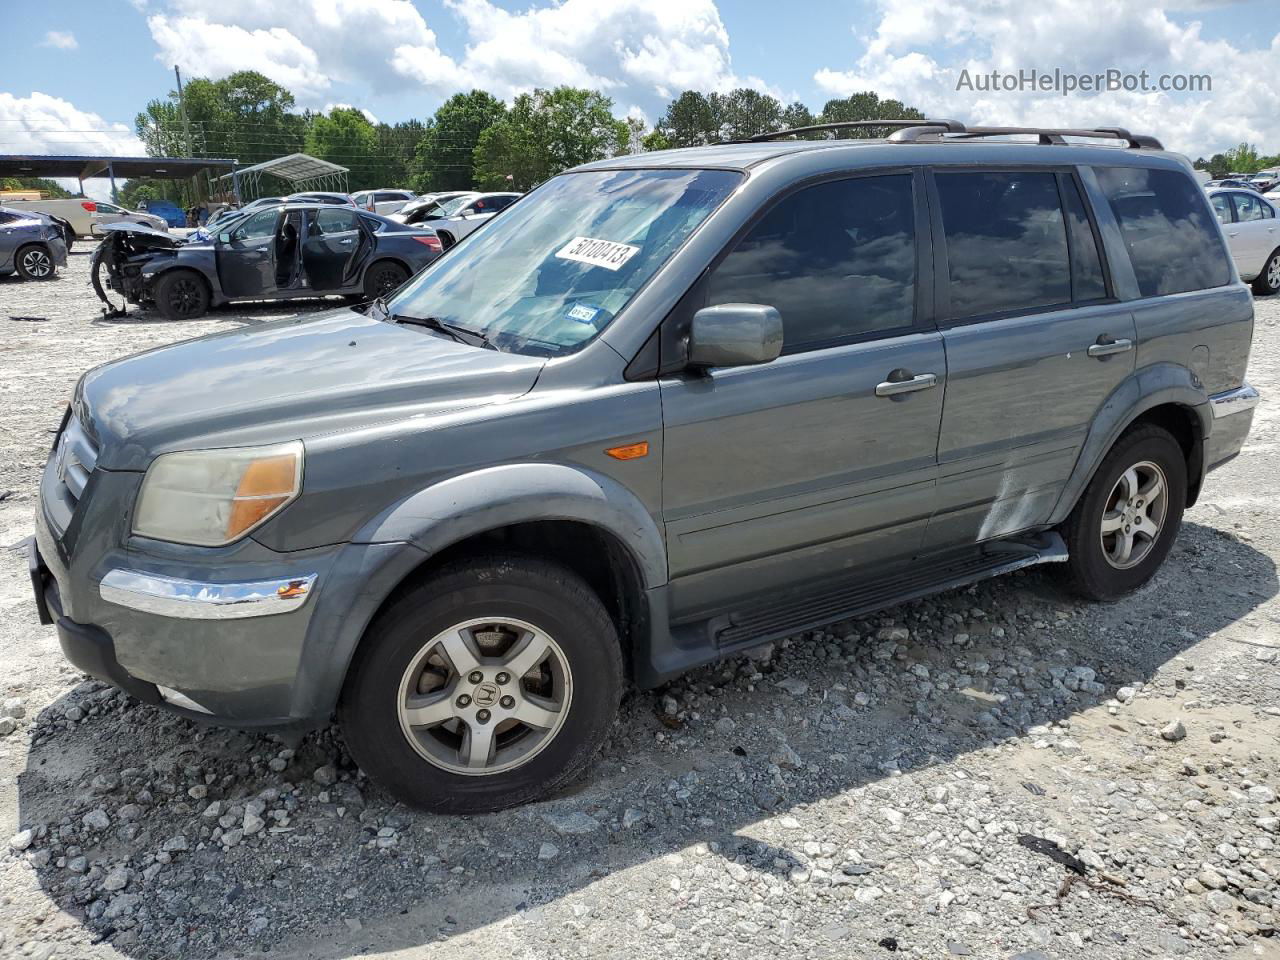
[{"left": 683, "top": 532, "right": 1068, "bottom": 656}]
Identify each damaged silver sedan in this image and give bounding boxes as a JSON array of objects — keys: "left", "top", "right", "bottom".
[{"left": 91, "top": 202, "right": 444, "bottom": 319}]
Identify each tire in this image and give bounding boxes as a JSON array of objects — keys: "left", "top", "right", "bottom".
[
  {"left": 153, "top": 269, "right": 210, "bottom": 320},
  {"left": 1060, "top": 424, "right": 1187, "bottom": 601},
  {"left": 362, "top": 260, "right": 409, "bottom": 300},
  {"left": 1252, "top": 248, "right": 1280, "bottom": 296},
  {"left": 339, "top": 556, "right": 624, "bottom": 813},
  {"left": 14, "top": 244, "right": 56, "bottom": 280},
  {"left": 436, "top": 231, "right": 455, "bottom": 251}
]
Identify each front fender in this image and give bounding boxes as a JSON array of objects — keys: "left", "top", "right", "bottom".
[
  {"left": 1048, "top": 362, "right": 1211, "bottom": 525},
  {"left": 355, "top": 461, "right": 668, "bottom": 588}
]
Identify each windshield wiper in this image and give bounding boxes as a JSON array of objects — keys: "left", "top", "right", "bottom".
[{"left": 392, "top": 313, "right": 499, "bottom": 351}]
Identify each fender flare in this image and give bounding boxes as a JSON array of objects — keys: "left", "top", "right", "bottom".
[
  {"left": 1048, "top": 362, "right": 1211, "bottom": 525},
  {"left": 288, "top": 463, "right": 668, "bottom": 721},
  {"left": 355, "top": 462, "right": 668, "bottom": 588}
]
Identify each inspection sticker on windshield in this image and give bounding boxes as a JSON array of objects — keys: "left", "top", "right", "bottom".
[{"left": 554, "top": 236, "right": 639, "bottom": 271}]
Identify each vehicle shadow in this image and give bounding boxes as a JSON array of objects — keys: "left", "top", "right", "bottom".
[{"left": 15, "top": 519, "right": 1277, "bottom": 959}]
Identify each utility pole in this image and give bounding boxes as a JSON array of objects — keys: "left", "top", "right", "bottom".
[{"left": 174, "top": 65, "right": 192, "bottom": 158}]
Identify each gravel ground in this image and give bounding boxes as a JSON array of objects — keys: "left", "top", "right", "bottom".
[{"left": 1, "top": 253, "right": 1279, "bottom": 960}]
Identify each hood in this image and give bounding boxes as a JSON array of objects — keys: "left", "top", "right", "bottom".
[
  {"left": 77, "top": 308, "right": 546, "bottom": 470},
  {"left": 96, "top": 221, "right": 181, "bottom": 247}
]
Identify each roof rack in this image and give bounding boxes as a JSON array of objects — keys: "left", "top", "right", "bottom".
[{"left": 738, "top": 119, "right": 1162, "bottom": 150}]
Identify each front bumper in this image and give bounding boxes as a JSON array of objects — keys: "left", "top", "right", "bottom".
[
  {"left": 98, "top": 569, "right": 317, "bottom": 620},
  {"left": 1206, "top": 382, "right": 1260, "bottom": 471}
]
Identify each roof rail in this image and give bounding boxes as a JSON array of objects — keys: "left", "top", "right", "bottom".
[
  {"left": 737, "top": 119, "right": 966, "bottom": 142},
  {"left": 735, "top": 119, "right": 1161, "bottom": 150},
  {"left": 889, "top": 123, "right": 1163, "bottom": 149}
]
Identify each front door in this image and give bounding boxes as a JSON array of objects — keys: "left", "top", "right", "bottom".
[
  {"left": 215, "top": 207, "right": 280, "bottom": 297},
  {"left": 302, "top": 208, "right": 364, "bottom": 291},
  {"left": 1227, "top": 191, "right": 1278, "bottom": 278},
  {"left": 659, "top": 172, "right": 944, "bottom": 621},
  {"left": 924, "top": 168, "right": 1136, "bottom": 549}
]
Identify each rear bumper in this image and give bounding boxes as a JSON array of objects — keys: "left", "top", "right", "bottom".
[{"left": 1206, "top": 382, "right": 1260, "bottom": 472}]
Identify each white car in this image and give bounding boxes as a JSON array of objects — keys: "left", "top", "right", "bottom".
[
  {"left": 1208, "top": 188, "right": 1280, "bottom": 295},
  {"left": 1, "top": 197, "right": 166, "bottom": 237},
  {"left": 427, "top": 192, "right": 522, "bottom": 249},
  {"left": 351, "top": 189, "right": 416, "bottom": 216}
]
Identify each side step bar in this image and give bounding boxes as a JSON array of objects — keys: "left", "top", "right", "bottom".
[{"left": 646, "top": 533, "right": 1068, "bottom": 684}]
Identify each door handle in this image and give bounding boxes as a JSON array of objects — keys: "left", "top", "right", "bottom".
[
  {"left": 1087, "top": 336, "right": 1133, "bottom": 358},
  {"left": 338, "top": 237, "right": 354, "bottom": 245},
  {"left": 875, "top": 372, "right": 938, "bottom": 397},
  {"left": 1229, "top": 231, "right": 1240, "bottom": 237}
]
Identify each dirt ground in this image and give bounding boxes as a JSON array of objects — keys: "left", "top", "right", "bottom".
[{"left": 0, "top": 250, "right": 1278, "bottom": 960}]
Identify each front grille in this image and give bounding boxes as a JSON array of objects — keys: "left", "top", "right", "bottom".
[{"left": 54, "top": 416, "right": 99, "bottom": 503}]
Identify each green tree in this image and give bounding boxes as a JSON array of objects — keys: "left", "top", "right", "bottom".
[
  {"left": 641, "top": 129, "right": 672, "bottom": 152},
  {"left": 1219, "top": 143, "right": 1262, "bottom": 174},
  {"left": 708, "top": 89, "right": 785, "bottom": 141},
  {"left": 1, "top": 177, "right": 73, "bottom": 198},
  {"left": 473, "top": 87, "right": 628, "bottom": 190},
  {"left": 414, "top": 90, "right": 507, "bottom": 191},
  {"left": 305, "top": 107, "right": 379, "bottom": 189},
  {"left": 818, "top": 92, "right": 925, "bottom": 137},
  {"left": 655, "top": 91, "right": 719, "bottom": 147}
]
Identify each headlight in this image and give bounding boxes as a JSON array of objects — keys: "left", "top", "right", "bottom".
[{"left": 133, "top": 441, "right": 303, "bottom": 546}]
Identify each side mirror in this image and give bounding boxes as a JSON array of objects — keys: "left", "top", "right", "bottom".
[{"left": 688, "top": 303, "right": 783, "bottom": 369}]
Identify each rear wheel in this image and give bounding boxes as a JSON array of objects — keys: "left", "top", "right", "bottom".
[
  {"left": 1060, "top": 424, "right": 1186, "bottom": 600},
  {"left": 362, "top": 260, "right": 409, "bottom": 300},
  {"left": 15, "top": 244, "right": 55, "bottom": 280},
  {"left": 436, "top": 231, "right": 456, "bottom": 251},
  {"left": 339, "top": 557, "right": 623, "bottom": 813},
  {"left": 1253, "top": 248, "right": 1280, "bottom": 296},
  {"left": 153, "top": 269, "right": 210, "bottom": 320}
]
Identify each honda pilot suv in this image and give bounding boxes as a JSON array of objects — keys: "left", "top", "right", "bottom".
[{"left": 30, "top": 121, "right": 1259, "bottom": 812}]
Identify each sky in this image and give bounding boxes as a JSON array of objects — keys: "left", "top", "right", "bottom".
[{"left": 2, "top": 0, "right": 1279, "bottom": 196}]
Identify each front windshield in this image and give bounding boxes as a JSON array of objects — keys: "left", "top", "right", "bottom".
[
  {"left": 387, "top": 168, "right": 742, "bottom": 356},
  {"left": 437, "top": 195, "right": 476, "bottom": 216}
]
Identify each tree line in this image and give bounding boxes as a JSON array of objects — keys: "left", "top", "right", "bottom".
[{"left": 117, "top": 70, "right": 923, "bottom": 206}]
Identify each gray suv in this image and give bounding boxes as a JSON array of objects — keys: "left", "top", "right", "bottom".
[{"left": 29, "top": 121, "right": 1260, "bottom": 812}]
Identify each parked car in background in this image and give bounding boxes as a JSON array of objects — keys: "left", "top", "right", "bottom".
[
  {"left": 352, "top": 189, "right": 416, "bottom": 216},
  {"left": 421, "top": 192, "right": 522, "bottom": 248},
  {"left": 390, "top": 191, "right": 477, "bottom": 226},
  {"left": 1208, "top": 188, "right": 1280, "bottom": 294},
  {"left": 2, "top": 197, "right": 166, "bottom": 237},
  {"left": 92, "top": 203, "right": 443, "bottom": 319},
  {"left": 36, "top": 122, "right": 1260, "bottom": 812},
  {"left": 1205, "top": 179, "right": 1260, "bottom": 192},
  {"left": 286, "top": 192, "right": 356, "bottom": 206},
  {"left": 137, "top": 199, "right": 188, "bottom": 229},
  {"left": 0, "top": 206, "right": 68, "bottom": 279}
]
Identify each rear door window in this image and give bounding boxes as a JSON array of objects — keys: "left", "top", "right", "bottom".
[
  {"left": 1061, "top": 176, "right": 1108, "bottom": 302},
  {"left": 1232, "top": 192, "right": 1272, "bottom": 221},
  {"left": 706, "top": 174, "right": 917, "bottom": 351},
  {"left": 1211, "top": 194, "right": 1234, "bottom": 224},
  {"left": 1094, "top": 166, "right": 1232, "bottom": 297},
  {"left": 314, "top": 209, "right": 358, "bottom": 234},
  {"left": 934, "top": 171, "right": 1071, "bottom": 318}
]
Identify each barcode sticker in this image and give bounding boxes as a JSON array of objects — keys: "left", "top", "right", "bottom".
[{"left": 554, "top": 236, "right": 639, "bottom": 271}]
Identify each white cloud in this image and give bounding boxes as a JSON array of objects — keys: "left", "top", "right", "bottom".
[
  {"left": 41, "top": 30, "right": 78, "bottom": 50},
  {"left": 813, "top": 0, "right": 1280, "bottom": 158},
  {"left": 323, "top": 103, "right": 380, "bottom": 125}
]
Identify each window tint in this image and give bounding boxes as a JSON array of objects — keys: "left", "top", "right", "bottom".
[
  {"left": 488, "top": 196, "right": 515, "bottom": 210},
  {"left": 231, "top": 209, "right": 278, "bottom": 241},
  {"left": 707, "top": 175, "right": 916, "bottom": 350},
  {"left": 1211, "top": 194, "right": 1234, "bottom": 224},
  {"left": 1094, "top": 166, "right": 1231, "bottom": 297},
  {"left": 315, "top": 209, "right": 357, "bottom": 233},
  {"left": 1062, "top": 176, "right": 1108, "bottom": 301},
  {"left": 936, "top": 171, "right": 1070, "bottom": 318}
]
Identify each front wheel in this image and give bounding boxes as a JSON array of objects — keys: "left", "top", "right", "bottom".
[
  {"left": 1253, "top": 248, "right": 1280, "bottom": 296},
  {"left": 1060, "top": 424, "right": 1187, "bottom": 600},
  {"left": 339, "top": 557, "right": 623, "bottom": 813},
  {"left": 153, "top": 269, "right": 210, "bottom": 320},
  {"left": 15, "top": 244, "right": 56, "bottom": 280}
]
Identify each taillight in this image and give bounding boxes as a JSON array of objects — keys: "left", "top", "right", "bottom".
[
  {"left": 81, "top": 201, "right": 96, "bottom": 212},
  {"left": 413, "top": 235, "right": 443, "bottom": 253}
]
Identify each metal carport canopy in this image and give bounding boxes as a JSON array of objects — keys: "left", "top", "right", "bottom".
[
  {"left": 224, "top": 153, "right": 347, "bottom": 183},
  {"left": 0, "top": 155, "right": 236, "bottom": 180}
]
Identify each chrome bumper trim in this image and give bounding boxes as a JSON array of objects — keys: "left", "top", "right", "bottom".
[
  {"left": 1210, "top": 383, "right": 1260, "bottom": 419},
  {"left": 99, "top": 569, "right": 317, "bottom": 620}
]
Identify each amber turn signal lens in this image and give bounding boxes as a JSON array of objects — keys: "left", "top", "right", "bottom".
[
  {"left": 605, "top": 441, "right": 649, "bottom": 460},
  {"left": 225, "top": 452, "right": 300, "bottom": 539}
]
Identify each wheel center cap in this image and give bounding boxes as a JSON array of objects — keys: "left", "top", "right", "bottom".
[{"left": 472, "top": 683, "right": 499, "bottom": 707}]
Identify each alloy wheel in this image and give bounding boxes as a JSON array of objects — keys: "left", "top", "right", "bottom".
[
  {"left": 168, "top": 277, "right": 202, "bottom": 316},
  {"left": 1100, "top": 460, "right": 1168, "bottom": 569},
  {"left": 1268, "top": 254, "right": 1280, "bottom": 291},
  {"left": 20, "top": 249, "right": 52, "bottom": 278},
  {"left": 396, "top": 617, "right": 572, "bottom": 776}
]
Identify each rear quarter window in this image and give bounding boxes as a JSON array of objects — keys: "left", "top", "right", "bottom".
[{"left": 1094, "top": 166, "right": 1232, "bottom": 297}]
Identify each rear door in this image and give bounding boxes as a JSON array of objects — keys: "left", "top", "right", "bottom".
[
  {"left": 659, "top": 171, "right": 945, "bottom": 620},
  {"left": 1228, "top": 191, "right": 1278, "bottom": 277},
  {"left": 925, "top": 167, "right": 1135, "bottom": 549},
  {"left": 301, "top": 208, "right": 364, "bottom": 291},
  {"left": 215, "top": 207, "right": 280, "bottom": 297}
]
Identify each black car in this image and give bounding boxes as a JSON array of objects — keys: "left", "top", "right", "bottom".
[{"left": 92, "top": 203, "right": 444, "bottom": 320}]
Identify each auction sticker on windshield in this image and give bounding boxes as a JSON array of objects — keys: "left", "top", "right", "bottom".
[{"left": 554, "top": 236, "right": 639, "bottom": 271}]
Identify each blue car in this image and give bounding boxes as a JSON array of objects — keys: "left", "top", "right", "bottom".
[{"left": 137, "top": 199, "right": 187, "bottom": 228}]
